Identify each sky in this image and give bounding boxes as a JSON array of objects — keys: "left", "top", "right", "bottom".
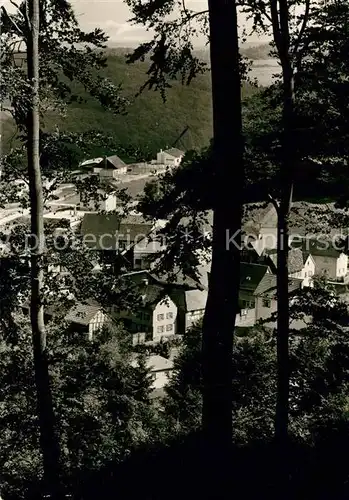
[
  {"left": 70, "top": 0, "right": 267, "bottom": 45},
  {"left": 1, "top": 0, "right": 268, "bottom": 46}
]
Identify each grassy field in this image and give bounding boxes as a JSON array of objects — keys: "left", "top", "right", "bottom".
[{"left": 1, "top": 51, "right": 257, "bottom": 158}]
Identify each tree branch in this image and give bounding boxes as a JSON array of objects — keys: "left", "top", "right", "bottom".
[
  {"left": 292, "top": 0, "right": 310, "bottom": 60},
  {"left": 181, "top": 8, "right": 209, "bottom": 24},
  {"left": 1, "top": 6, "right": 24, "bottom": 36},
  {"left": 241, "top": 0, "right": 273, "bottom": 24}
]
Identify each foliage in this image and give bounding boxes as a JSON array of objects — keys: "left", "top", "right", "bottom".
[
  {"left": 0, "top": 0, "right": 127, "bottom": 135},
  {"left": 164, "top": 283, "right": 349, "bottom": 447},
  {"left": 164, "top": 323, "right": 203, "bottom": 434},
  {"left": 1, "top": 49, "right": 258, "bottom": 157},
  {"left": 0, "top": 319, "right": 160, "bottom": 499}
]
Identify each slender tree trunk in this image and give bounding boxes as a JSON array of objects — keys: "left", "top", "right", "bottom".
[
  {"left": 271, "top": 0, "right": 296, "bottom": 490},
  {"left": 27, "top": 0, "right": 61, "bottom": 497},
  {"left": 275, "top": 62, "right": 294, "bottom": 446},
  {"left": 201, "top": 0, "right": 243, "bottom": 496}
]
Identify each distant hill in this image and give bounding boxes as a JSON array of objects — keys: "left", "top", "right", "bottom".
[
  {"left": 241, "top": 43, "right": 273, "bottom": 60},
  {"left": 1, "top": 49, "right": 258, "bottom": 157},
  {"left": 194, "top": 42, "right": 273, "bottom": 63}
]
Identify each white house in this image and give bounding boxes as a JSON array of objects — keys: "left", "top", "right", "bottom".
[
  {"left": 81, "top": 191, "right": 118, "bottom": 212},
  {"left": 156, "top": 148, "right": 184, "bottom": 167},
  {"left": 264, "top": 248, "right": 315, "bottom": 288},
  {"left": 291, "top": 237, "right": 348, "bottom": 281},
  {"left": 293, "top": 252, "right": 316, "bottom": 287},
  {"left": 64, "top": 302, "right": 110, "bottom": 341},
  {"left": 112, "top": 279, "right": 178, "bottom": 343},
  {"left": 80, "top": 155, "right": 127, "bottom": 176},
  {"left": 22, "top": 300, "right": 110, "bottom": 341},
  {"left": 170, "top": 288, "right": 208, "bottom": 334}
]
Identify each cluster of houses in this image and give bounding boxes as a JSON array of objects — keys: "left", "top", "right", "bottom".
[
  {"left": 237, "top": 202, "right": 349, "bottom": 327},
  {"left": 78, "top": 147, "right": 185, "bottom": 180},
  {"left": 0, "top": 148, "right": 186, "bottom": 392},
  {"left": 21, "top": 201, "right": 348, "bottom": 345},
  {"left": 3, "top": 158, "right": 349, "bottom": 391}
]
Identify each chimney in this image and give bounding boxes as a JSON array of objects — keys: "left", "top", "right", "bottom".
[{"left": 103, "top": 156, "right": 107, "bottom": 168}]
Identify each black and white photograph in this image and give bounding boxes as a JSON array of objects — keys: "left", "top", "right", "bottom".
[{"left": 1, "top": 0, "right": 349, "bottom": 498}]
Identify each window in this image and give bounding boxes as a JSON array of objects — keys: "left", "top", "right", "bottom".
[
  {"left": 305, "top": 272, "right": 307, "bottom": 278},
  {"left": 143, "top": 313, "right": 150, "bottom": 321},
  {"left": 157, "top": 313, "right": 164, "bottom": 321},
  {"left": 262, "top": 298, "right": 271, "bottom": 308},
  {"left": 166, "top": 324, "right": 173, "bottom": 332},
  {"left": 157, "top": 325, "right": 164, "bottom": 333},
  {"left": 135, "top": 258, "right": 142, "bottom": 268},
  {"left": 308, "top": 270, "right": 313, "bottom": 276},
  {"left": 166, "top": 312, "right": 173, "bottom": 319}
]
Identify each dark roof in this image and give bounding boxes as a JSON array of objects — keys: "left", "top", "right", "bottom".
[
  {"left": 291, "top": 237, "right": 343, "bottom": 258},
  {"left": 155, "top": 270, "right": 203, "bottom": 289},
  {"left": 97, "top": 155, "right": 126, "bottom": 169},
  {"left": 265, "top": 248, "right": 304, "bottom": 274},
  {"left": 240, "top": 263, "right": 270, "bottom": 292},
  {"left": 81, "top": 213, "right": 153, "bottom": 250},
  {"left": 122, "top": 272, "right": 168, "bottom": 306},
  {"left": 168, "top": 287, "right": 207, "bottom": 313},
  {"left": 65, "top": 302, "right": 102, "bottom": 325},
  {"left": 164, "top": 148, "right": 184, "bottom": 158},
  {"left": 139, "top": 283, "right": 170, "bottom": 307},
  {"left": 22, "top": 299, "right": 104, "bottom": 326},
  {"left": 254, "top": 274, "right": 302, "bottom": 298}
]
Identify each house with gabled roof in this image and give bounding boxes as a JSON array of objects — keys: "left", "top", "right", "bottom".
[
  {"left": 112, "top": 276, "right": 178, "bottom": 342},
  {"left": 169, "top": 288, "right": 207, "bottom": 333},
  {"left": 291, "top": 237, "right": 348, "bottom": 281},
  {"left": 121, "top": 269, "right": 207, "bottom": 335},
  {"left": 263, "top": 247, "right": 315, "bottom": 287},
  {"left": 233, "top": 262, "right": 271, "bottom": 328},
  {"left": 64, "top": 302, "right": 111, "bottom": 340},
  {"left": 80, "top": 155, "right": 127, "bottom": 177},
  {"left": 22, "top": 299, "right": 110, "bottom": 341},
  {"left": 156, "top": 148, "right": 185, "bottom": 167},
  {"left": 80, "top": 212, "right": 154, "bottom": 271},
  {"left": 239, "top": 262, "right": 271, "bottom": 310}
]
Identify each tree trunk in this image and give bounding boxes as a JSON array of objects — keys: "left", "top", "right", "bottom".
[
  {"left": 271, "top": 0, "right": 296, "bottom": 489},
  {"left": 275, "top": 62, "right": 294, "bottom": 446},
  {"left": 201, "top": 0, "right": 243, "bottom": 496},
  {"left": 27, "top": 0, "right": 61, "bottom": 497}
]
